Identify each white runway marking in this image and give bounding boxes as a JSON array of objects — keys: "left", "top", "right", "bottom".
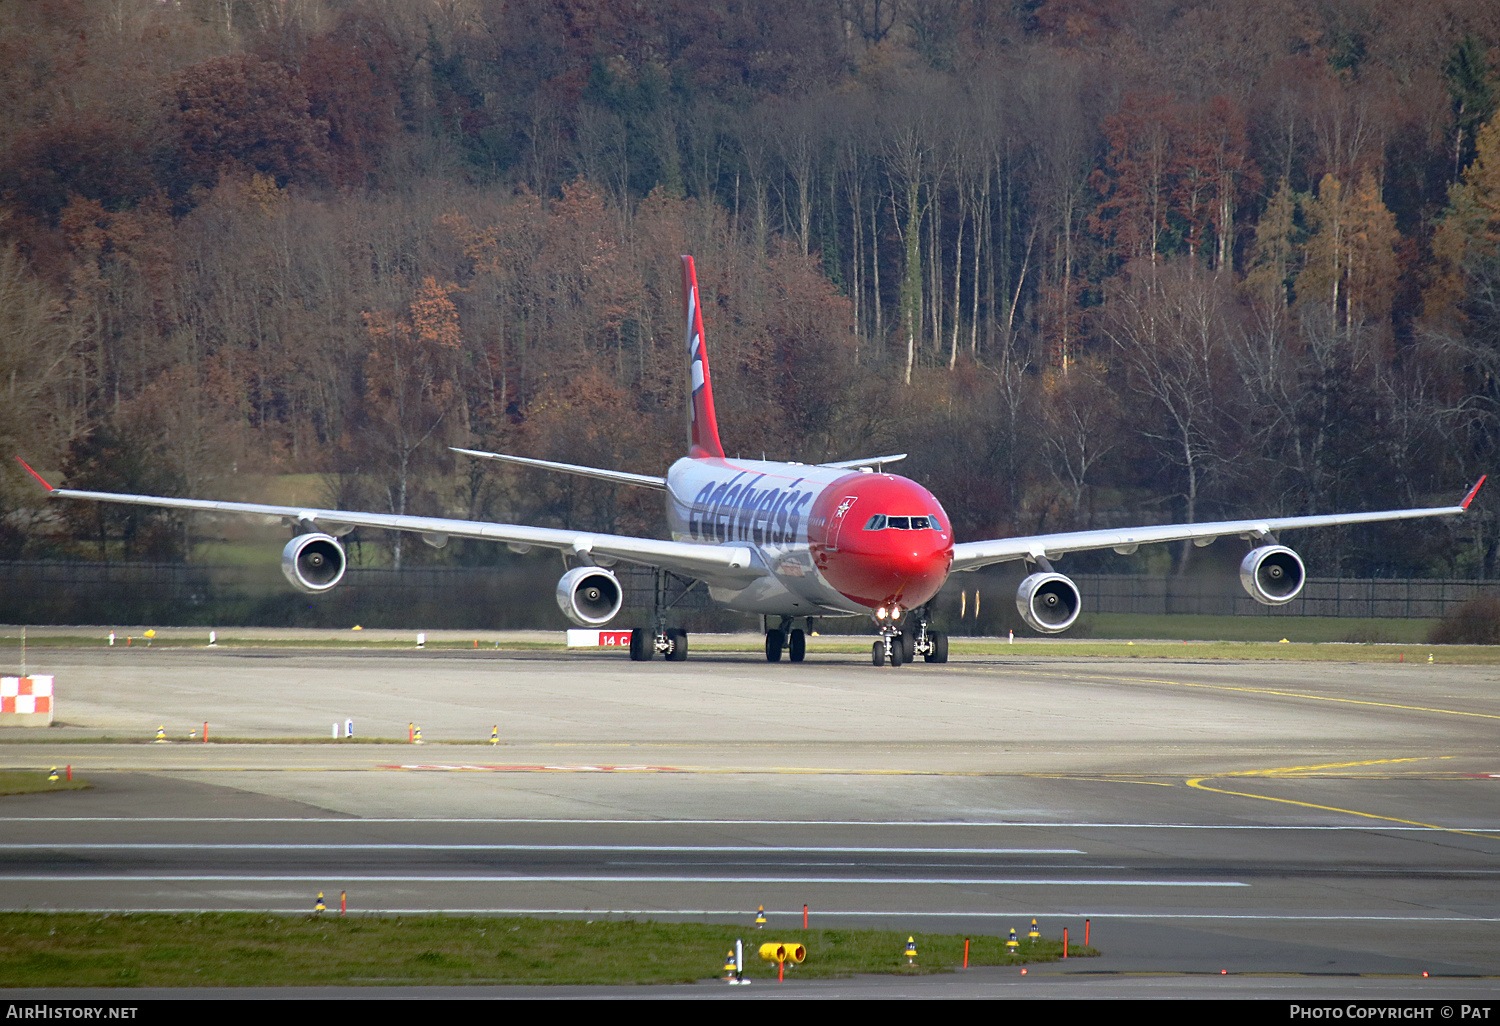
[
  {"left": 0, "top": 874, "right": 1248, "bottom": 886},
  {"left": 0, "top": 817, "right": 1495, "bottom": 831},
  {"left": 0, "top": 843, "right": 1084, "bottom": 854}
]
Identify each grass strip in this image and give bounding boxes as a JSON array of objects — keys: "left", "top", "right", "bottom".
[
  {"left": 0, "top": 913, "right": 1092, "bottom": 987},
  {"left": 0, "top": 770, "right": 90, "bottom": 795},
  {"left": 0, "top": 637, "right": 564, "bottom": 650},
  {"left": 3, "top": 630, "right": 1494, "bottom": 662},
  {"left": 945, "top": 641, "right": 1500, "bottom": 663}
]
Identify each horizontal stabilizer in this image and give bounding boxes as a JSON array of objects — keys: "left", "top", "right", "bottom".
[
  {"left": 451, "top": 448, "right": 666, "bottom": 490},
  {"left": 820, "top": 454, "right": 908, "bottom": 471}
]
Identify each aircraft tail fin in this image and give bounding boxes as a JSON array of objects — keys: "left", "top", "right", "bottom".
[{"left": 682, "top": 255, "right": 725, "bottom": 459}]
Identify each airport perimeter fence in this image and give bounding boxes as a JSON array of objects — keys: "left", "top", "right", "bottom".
[
  {"left": 0, "top": 560, "right": 721, "bottom": 631},
  {"left": 1069, "top": 574, "right": 1498, "bottom": 619},
  {"left": 0, "top": 561, "right": 1494, "bottom": 631}
]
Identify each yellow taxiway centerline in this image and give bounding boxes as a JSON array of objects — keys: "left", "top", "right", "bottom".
[
  {"left": 1026, "top": 669, "right": 1500, "bottom": 721},
  {"left": 1187, "top": 756, "right": 1498, "bottom": 840}
]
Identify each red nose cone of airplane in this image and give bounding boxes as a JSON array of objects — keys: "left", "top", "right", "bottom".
[{"left": 809, "top": 474, "right": 953, "bottom": 610}]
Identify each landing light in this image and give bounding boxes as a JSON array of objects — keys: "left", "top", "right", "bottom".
[
  {"left": 892, "top": 605, "right": 902, "bottom": 619},
  {"left": 876, "top": 607, "right": 888, "bottom": 619}
]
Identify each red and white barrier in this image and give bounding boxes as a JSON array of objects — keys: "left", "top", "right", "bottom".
[
  {"left": 0, "top": 676, "right": 53, "bottom": 725},
  {"left": 566, "top": 630, "right": 633, "bottom": 649}
]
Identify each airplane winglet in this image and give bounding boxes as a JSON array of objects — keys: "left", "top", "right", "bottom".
[
  {"left": 14, "top": 458, "right": 54, "bottom": 492},
  {"left": 1461, "top": 474, "right": 1487, "bottom": 510}
]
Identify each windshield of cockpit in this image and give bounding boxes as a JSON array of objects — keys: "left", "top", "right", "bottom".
[{"left": 862, "top": 514, "right": 938, "bottom": 531}]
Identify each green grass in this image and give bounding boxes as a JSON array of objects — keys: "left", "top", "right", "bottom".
[
  {"left": 942, "top": 639, "right": 1495, "bottom": 662},
  {"left": 1085, "top": 613, "right": 1439, "bottom": 643},
  {"left": 0, "top": 914, "right": 1091, "bottom": 987},
  {"left": 0, "top": 636, "right": 562, "bottom": 650},
  {"left": 1, "top": 638, "right": 1495, "bottom": 663},
  {"left": 0, "top": 770, "right": 90, "bottom": 795},
  {"left": 0, "top": 735, "right": 503, "bottom": 744},
  {"left": 2, "top": 613, "right": 1492, "bottom": 663}
]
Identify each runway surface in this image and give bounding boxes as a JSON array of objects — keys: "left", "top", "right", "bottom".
[{"left": 2, "top": 642, "right": 1499, "bottom": 998}]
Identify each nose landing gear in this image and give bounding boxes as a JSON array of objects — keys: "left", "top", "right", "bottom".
[{"left": 872, "top": 609, "right": 948, "bottom": 667}]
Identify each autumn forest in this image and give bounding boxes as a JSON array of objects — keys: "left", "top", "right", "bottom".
[{"left": 4, "top": 0, "right": 1500, "bottom": 580}]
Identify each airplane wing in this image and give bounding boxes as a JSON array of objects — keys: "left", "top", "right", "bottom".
[
  {"left": 950, "top": 477, "right": 1487, "bottom": 572},
  {"left": 17, "top": 461, "right": 759, "bottom": 585}
]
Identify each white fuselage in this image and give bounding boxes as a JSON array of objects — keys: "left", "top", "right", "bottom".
[
  {"left": 664, "top": 457, "right": 863, "bottom": 616},
  {"left": 661, "top": 457, "right": 955, "bottom": 618}
]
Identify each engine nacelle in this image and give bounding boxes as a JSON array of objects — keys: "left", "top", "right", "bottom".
[
  {"left": 281, "top": 533, "right": 346, "bottom": 594},
  {"left": 1016, "top": 571, "right": 1082, "bottom": 634},
  {"left": 556, "top": 566, "right": 623, "bottom": 627},
  {"left": 1240, "top": 544, "right": 1305, "bottom": 605}
]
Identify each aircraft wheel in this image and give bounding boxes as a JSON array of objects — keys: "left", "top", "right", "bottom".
[
  {"left": 871, "top": 641, "right": 885, "bottom": 666},
  {"left": 788, "top": 629, "right": 806, "bottom": 663},
  {"left": 898, "top": 631, "right": 916, "bottom": 664},
  {"left": 665, "top": 628, "right": 688, "bottom": 662},
  {"left": 925, "top": 630, "right": 948, "bottom": 663},
  {"left": 889, "top": 637, "right": 904, "bottom": 667},
  {"left": 765, "top": 629, "right": 785, "bottom": 662},
  {"left": 629, "top": 628, "right": 654, "bottom": 661}
]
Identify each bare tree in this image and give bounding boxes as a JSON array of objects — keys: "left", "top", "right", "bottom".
[
  {"left": 1103, "top": 260, "right": 1237, "bottom": 571},
  {"left": 1042, "top": 360, "right": 1120, "bottom": 526}
]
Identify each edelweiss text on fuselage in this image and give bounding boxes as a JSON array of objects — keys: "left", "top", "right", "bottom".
[{"left": 687, "top": 472, "right": 812, "bottom": 545}]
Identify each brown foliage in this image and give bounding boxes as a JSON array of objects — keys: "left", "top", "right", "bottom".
[
  {"left": 171, "top": 54, "right": 328, "bottom": 191},
  {"left": 0, "top": 114, "right": 160, "bottom": 223},
  {"left": 299, "top": 12, "right": 404, "bottom": 188}
]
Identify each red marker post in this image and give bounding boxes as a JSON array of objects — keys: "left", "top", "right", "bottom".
[
  {"left": 1063, "top": 927, "right": 1068, "bottom": 958},
  {"left": 803, "top": 904, "right": 808, "bottom": 930},
  {"left": 963, "top": 938, "right": 969, "bottom": 969}
]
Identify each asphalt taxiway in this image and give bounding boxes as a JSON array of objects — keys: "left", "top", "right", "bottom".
[{"left": 2, "top": 640, "right": 1498, "bottom": 997}]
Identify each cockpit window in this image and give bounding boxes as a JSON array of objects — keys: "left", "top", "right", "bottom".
[{"left": 863, "top": 514, "right": 934, "bottom": 530}]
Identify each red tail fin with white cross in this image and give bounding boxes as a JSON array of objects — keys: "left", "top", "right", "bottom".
[{"left": 682, "top": 256, "right": 725, "bottom": 459}]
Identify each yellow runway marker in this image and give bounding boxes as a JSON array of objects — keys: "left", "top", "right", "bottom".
[
  {"left": 1187, "top": 757, "right": 1498, "bottom": 840},
  {"left": 1221, "top": 756, "right": 1450, "bottom": 777},
  {"left": 1024, "top": 670, "right": 1500, "bottom": 722},
  {"left": 1023, "top": 774, "right": 1174, "bottom": 787}
]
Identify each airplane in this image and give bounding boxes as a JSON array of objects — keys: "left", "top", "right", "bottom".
[{"left": 14, "top": 256, "right": 1488, "bottom": 667}]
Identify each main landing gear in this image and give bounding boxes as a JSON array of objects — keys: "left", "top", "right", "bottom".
[
  {"left": 765, "top": 616, "right": 810, "bottom": 663},
  {"left": 627, "top": 570, "right": 696, "bottom": 662},
  {"left": 872, "top": 610, "right": 948, "bottom": 668},
  {"left": 629, "top": 626, "right": 687, "bottom": 661}
]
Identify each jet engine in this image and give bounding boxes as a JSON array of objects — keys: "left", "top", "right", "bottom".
[
  {"left": 556, "top": 566, "right": 624, "bottom": 627},
  {"left": 1239, "top": 544, "right": 1305, "bottom": 605},
  {"left": 281, "top": 533, "right": 346, "bottom": 594},
  {"left": 1016, "top": 571, "right": 1082, "bottom": 633}
]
